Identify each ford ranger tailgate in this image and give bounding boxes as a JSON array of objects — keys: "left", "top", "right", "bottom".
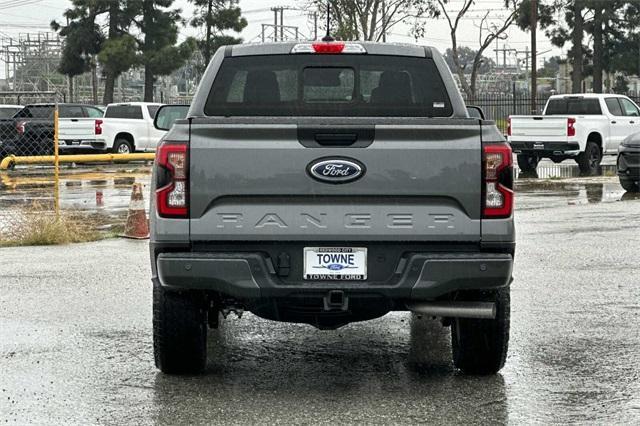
[{"left": 189, "top": 118, "right": 481, "bottom": 242}]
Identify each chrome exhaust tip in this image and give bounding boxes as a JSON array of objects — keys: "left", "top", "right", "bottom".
[{"left": 407, "top": 301, "right": 496, "bottom": 319}]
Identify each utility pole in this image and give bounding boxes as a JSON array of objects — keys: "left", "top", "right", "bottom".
[
  {"left": 494, "top": 47, "right": 516, "bottom": 70},
  {"left": 272, "top": 7, "right": 278, "bottom": 41},
  {"left": 531, "top": 0, "right": 538, "bottom": 113},
  {"left": 280, "top": 7, "right": 284, "bottom": 41}
]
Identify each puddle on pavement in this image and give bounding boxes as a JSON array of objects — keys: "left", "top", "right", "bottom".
[
  {"left": 0, "top": 165, "right": 152, "bottom": 232},
  {"left": 515, "top": 163, "right": 618, "bottom": 180},
  {"left": 514, "top": 163, "right": 638, "bottom": 208}
]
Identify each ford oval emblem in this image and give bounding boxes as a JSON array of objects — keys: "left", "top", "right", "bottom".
[{"left": 307, "top": 157, "right": 365, "bottom": 184}]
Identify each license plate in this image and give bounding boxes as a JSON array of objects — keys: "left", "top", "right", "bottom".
[
  {"left": 533, "top": 143, "right": 544, "bottom": 150},
  {"left": 71, "top": 140, "right": 81, "bottom": 145},
  {"left": 303, "top": 247, "right": 367, "bottom": 280}
]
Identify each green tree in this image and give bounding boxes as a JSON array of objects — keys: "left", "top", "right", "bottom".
[
  {"left": 131, "top": 0, "right": 195, "bottom": 101},
  {"left": 98, "top": 35, "right": 139, "bottom": 103},
  {"left": 189, "top": 0, "right": 247, "bottom": 67},
  {"left": 51, "top": 1, "right": 104, "bottom": 102},
  {"left": 99, "top": 1, "right": 139, "bottom": 104},
  {"left": 609, "top": 2, "right": 640, "bottom": 79},
  {"left": 536, "top": 55, "right": 561, "bottom": 78}
]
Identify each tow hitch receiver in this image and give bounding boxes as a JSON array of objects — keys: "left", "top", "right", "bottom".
[{"left": 324, "top": 290, "right": 348, "bottom": 311}]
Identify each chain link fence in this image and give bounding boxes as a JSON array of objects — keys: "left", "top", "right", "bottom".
[{"left": 0, "top": 101, "right": 61, "bottom": 242}]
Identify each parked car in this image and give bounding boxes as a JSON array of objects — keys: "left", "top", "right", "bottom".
[
  {"left": 0, "top": 105, "right": 23, "bottom": 119},
  {"left": 0, "top": 103, "right": 105, "bottom": 158},
  {"left": 508, "top": 94, "right": 640, "bottom": 175},
  {"left": 618, "top": 132, "right": 640, "bottom": 192},
  {"left": 100, "top": 102, "right": 165, "bottom": 153},
  {"left": 150, "top": 41, "right": 515, "bottom": 375}
]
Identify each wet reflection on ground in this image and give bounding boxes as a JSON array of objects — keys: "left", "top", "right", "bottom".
[{"left": 0, "top": 166, "right": 152, "bottom": 232}]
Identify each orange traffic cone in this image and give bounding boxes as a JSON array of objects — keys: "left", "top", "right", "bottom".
[{"left": 122, "top": 183, "right": 149, "bottom": 239}]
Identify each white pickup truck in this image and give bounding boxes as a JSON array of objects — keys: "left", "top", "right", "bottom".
[
  {"left": 508, "top": 94, "right": 640, "bottom": 174},
  {"left": 99, "top": 102, "right": 166, "bottom": 153}
]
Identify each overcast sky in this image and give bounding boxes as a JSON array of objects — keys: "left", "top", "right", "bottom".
[{"left": 0, "top": 0, "right": 564, "bottom": 79}]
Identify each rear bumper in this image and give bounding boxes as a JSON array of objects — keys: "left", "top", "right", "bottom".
[
  {"left": 155, "top": 251, "right": 513, "bottom": 301},
  {"left": 509, "top": 141, "right": 580, "bottom": 156},
  {"left": 59, "top": 139, "right": 108, "bottom": 152}
]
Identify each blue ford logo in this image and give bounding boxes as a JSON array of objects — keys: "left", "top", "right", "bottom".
[{"left": 307, "top": 158, "right": 365, "bottom": 184}]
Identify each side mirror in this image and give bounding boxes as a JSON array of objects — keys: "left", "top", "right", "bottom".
[
  {"left": 154, "top": 104, "right": 190, "bottom": 131},
  {"left": 466, "top": 105, "right": 485, "bottom": 120}
]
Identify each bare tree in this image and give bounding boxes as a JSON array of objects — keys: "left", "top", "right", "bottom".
[
  {"left": 311, "top": 0, "right": 437, "bottom": 41},
  {"left": 436, "top": 0, "right": 519, "bottom": 99}
]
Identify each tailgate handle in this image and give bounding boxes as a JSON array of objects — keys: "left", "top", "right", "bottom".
[{"left": 314, "top": 133, "right": 358, "bottom": 145}]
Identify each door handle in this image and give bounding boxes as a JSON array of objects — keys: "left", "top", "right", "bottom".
[
  {"left": 314, "top": 133, "right": 358, "bottom": 146},
  {"left": 630, "top": 121, "right": 636, "bottom": 124},
  {"left": 71, "top": 119, "right": 78, "bottom": 122},
  {"left": 611, "top": 121, "right": 616, "bottom": 124}
]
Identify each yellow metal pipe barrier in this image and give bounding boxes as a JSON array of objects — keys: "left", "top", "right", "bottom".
[
  {"left": 54, "top": 105, "right": 59, "bottom": 218},
  {"left": 0, "top": 153, "right": 156, "bottom": 170}
]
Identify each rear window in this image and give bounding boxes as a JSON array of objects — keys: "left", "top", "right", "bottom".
[
  {"left": 204, "top": 55, "right": 453, "bottom": 117},
  {"left": 14, "top": 106, "right": 54, "bottom": 119},
  {"left": 105, "top": 105, "right": 143, "bottom": 119},
  {"left": 59, "top": 105, "right": 85, "bottom": 118},
  {"left": 545, "top": 98, "right": 602, "bottom": 115},
  {"left": 0, "top": 107, "right": 21, "bottom": 119}
]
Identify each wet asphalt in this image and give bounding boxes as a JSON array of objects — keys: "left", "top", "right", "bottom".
[{"left": 1, "top": 166, "right": 640, "bottom": 424}]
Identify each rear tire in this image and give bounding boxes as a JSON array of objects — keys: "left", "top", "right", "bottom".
[
  {"left": 576, "top": 142, "right": 602, "bottom": 176},
  {"left": 451, "top": 287, "right": 510, "bottom": 375},
  {"left": 153, "top": 282, "right": 207, "bottom": 374},
  {"left": 112, "top": 138, "right": 134, "bottom": 154},
  {"left": 620, "top": 176, "right": 640, "bottom": 192},
  {"left": 517, "top": 154, "right": 539, "bottom": 172}
]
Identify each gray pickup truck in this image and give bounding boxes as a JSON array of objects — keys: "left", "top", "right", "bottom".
[{"left": 150, "top": 41, "right": 515, "bottom": 375}]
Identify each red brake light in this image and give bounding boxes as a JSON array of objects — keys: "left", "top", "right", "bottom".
[
  {"left": 312, "top": 42, "right": 345, "bottom": 54},
  {"left": 507, "top": 117, "right": 512, "bottom": 137},
  {"left": 483, "top": 143, "right": 513, "bottom": 219},
  {"left": 156, "top": 141, "right": 188, "bottom": 218},
  {"left": 567, "top": 117, "right": 576, "bottom": 137},
  {"left": 95, "top": 119, "right": 103, "bottom": 135}
]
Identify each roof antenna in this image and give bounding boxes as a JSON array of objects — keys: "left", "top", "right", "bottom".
[{"left": 322, "top": 2, "right": 335, "bottom": 42}]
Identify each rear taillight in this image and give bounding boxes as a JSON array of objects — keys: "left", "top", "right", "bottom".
[
  {"left": 16, "top": 121, "right": 25, "bottom": 135},
  {"left": 507, "top": 117, "right": 512, "bottom": 137},
  {"left": 567, "top": 117, "right": 576, "bottom": 137},
  {"left": 156, "top": 141, "right": 188, "bottom": 218},
  {"left": 483, "top": 143, "right": 513, "bottom": 219},
  {"left": 95, "top": 119, "right": 103, "bottom": 135}
]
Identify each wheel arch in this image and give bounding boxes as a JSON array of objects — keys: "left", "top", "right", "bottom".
[{"left": 114, "top": 132, "right": 135, "bottom": 149}]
